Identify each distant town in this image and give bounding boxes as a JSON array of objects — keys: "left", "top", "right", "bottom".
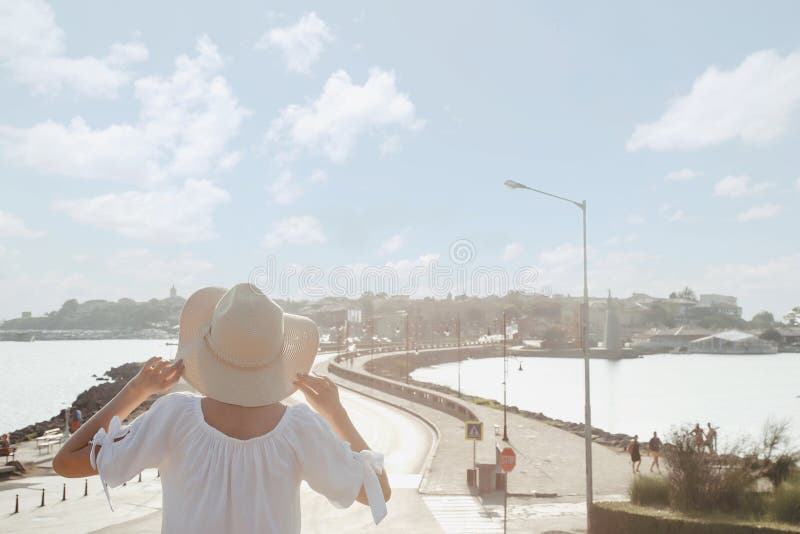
[{"left": 1, "top": 285, "right": 799, "bottom": 354}]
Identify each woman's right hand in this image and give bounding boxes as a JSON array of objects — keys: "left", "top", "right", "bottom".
[
  {"left": 293, "top": 373, "right": 345, "bottom": 421},
  {"left": 129, "top": 357, "right": 184, "bottom": 398}
]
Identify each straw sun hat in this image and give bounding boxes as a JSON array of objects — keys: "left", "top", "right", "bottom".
[{"left": 176, "top": 283, "right": 320, "bottom": 407}]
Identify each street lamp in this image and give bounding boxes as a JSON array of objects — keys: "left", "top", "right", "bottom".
[
  {"left": 502, "top": 310, "right": 508, "bottom": 441},
  {"left": 504, "top": 179, "right": 594, "bottom": 524},
  {"left": 456, "top": 314, "right": 462, "bottom": 398}
]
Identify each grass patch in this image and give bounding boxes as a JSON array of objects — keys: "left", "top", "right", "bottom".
[
  {"left": 771, "top": 482, "right": 800, "bottom": 525},
  {"left": 593, "top": 501, "right": 800, "bottom": 533},
  {"left": 630, "top": 475, "right": 669, "bottom": 507}
]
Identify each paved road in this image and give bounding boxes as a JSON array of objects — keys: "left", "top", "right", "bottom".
[{"left": 0, "top": 388, "right": 442, "bottom": 533}]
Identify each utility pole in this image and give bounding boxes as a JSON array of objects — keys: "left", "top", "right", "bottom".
[
  {"left": 502, "top": 310, "right": 508, "bottom": 442},
  {"left": 457, "top": 314, "right": 462, "bottom": 398},
  {"left": 369, "top": 317, "right": 375, "bottom": 363},
  {"left": 405, "top": 313, "right": 410, "bottom": 384}
]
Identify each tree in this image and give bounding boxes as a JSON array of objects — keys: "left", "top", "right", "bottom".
[
  {"left": 542, "top": 326, "right": 568, "bottom": 349},
  {"left": 58, "top": 299, "right": 79, "bottom": 315},
  {"left": 668, "top": 287, "right": 697, "bottom": 301},
  {"left": 760, "top": 328, "right": 783, "bottom": 346},
  {"left": 750, "top": 310, "right": 776, "bottom": 328},
  {"left": 784, "top": 306, "right": 800, "bottom": 327}
]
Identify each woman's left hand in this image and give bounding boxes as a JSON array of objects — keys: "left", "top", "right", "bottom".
[
  {"left": 293, "top": 373, "right": 345, "bottom": 421},
  {"left": 129, "top": 357, "right": 184, "bottom": 398}
]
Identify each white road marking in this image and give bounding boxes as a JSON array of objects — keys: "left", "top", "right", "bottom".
[{"left": 422, "top": 495, "right": 503, "bottom": 533}]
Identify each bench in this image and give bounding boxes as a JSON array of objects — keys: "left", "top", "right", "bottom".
[
  {"left": 36, "top": 429, "right": 64, "bottom": 454},
  {"left": 0, "top": 446, "right": 15, "bottom": 462}
]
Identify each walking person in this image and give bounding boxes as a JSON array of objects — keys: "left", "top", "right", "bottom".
[
  {"left": 53, "top": 284, "right": 391, "bottom": 533},
  {"left": 706, "top": 422, "right": 718, "bottom": 454},
  {"left": 627, "top": 435, "right": 641, "bottom": 474},
  {"left": 69, "top": 408, "right": 83, "bottom": 433},
  {"left": 648, "top": 431, "right": 663, "bottom": 474},
  {"left": 690, "top": 423, "right": 705, "bottom": 452}
]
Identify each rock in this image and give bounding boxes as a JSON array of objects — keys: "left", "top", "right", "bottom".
[{"left": 9, "top": 361, "right": 144, "bottom": 443}]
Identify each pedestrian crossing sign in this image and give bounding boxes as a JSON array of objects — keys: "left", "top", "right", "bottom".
[{"left": 465, "top": 421, "right": 483, "bottom": 441}]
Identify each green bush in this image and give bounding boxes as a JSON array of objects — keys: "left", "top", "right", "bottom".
[
  {"left": 664, "top": 429, "right": 757, "bottom": 513},
  {"left": 592, "top": 502, "right": 800, "bottom": 534},
  {"left": 771, "top": 483, "right": 800, "bottom": 525},
  {"left": 630, "top": 476, "right": 669, "bottom": 507}
]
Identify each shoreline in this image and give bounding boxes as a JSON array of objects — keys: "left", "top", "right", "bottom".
[{"left": 8, "top": 362, "right": 146, "bottom": 445}]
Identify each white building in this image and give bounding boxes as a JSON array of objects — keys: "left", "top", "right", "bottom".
[
  {"left": 688, "top": 330, "right": 777, "bottom": 354},
  {"left": 695, "top": 294, "right": 742, "bottom": 317}
]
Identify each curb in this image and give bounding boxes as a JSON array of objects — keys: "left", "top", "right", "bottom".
[
  {"left": 331, "top": 376, "right": 442, "bottom": 494},
  {"left": 312, "top": 359, "right": 443, "bottom": 494}
]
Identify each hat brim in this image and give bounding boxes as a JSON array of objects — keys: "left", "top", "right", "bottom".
[{"left": 175, "top": 287, "right": 320, "bottom": 407}]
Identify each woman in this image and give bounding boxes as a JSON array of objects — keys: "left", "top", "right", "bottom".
[
  {"left": 628, "top": 435, "right": 641, "bottom": 474},
  {"left": 53, "top": 283, "right": 391, "bottom": 533}
]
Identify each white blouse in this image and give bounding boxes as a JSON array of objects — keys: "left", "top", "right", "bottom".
[{"left": 89, "top": 392, "right": 386, "bottom": 533}]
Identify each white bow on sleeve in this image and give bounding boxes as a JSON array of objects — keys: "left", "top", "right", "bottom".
[
  {"left": 89, "top": 416, "right": 129, "bottom": 511},
  {"left": 357, "top": 450, "right": 387, "bottom": 524}
]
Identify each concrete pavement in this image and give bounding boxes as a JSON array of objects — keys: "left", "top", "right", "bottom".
[{"left": 324, "top": 352, "right": 635, "bottom": 533}]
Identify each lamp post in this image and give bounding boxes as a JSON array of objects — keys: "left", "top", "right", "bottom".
[
  {"left": 504, "top": 179, "right": 594, "bottom": 525},
  {"left": 405, "top": 313, "right": 410, "bottom": 384},
  {"left": 502, "top": 310, "right": 508, "bottom": 441},
  {"left": 456, "top": 314, "right": 462, "bottom": 398}
]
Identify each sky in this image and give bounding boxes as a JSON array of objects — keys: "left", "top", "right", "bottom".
[{"left": 1, "top": 0, "right": 799, "bottom": 321}]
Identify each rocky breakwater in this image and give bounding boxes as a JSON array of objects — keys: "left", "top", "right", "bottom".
[
  {"left": 365, "top": 351, "right": 635, "bottom": 451},
  {"left": 9, "top": 362, "right": 149, "bottom": 444}
]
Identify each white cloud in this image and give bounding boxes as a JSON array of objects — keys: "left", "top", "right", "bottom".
[
  {"left": 538, "top": 243, "right": 581, "bottom": 267},
  {"left": 0, "top": 0, "right": 148, "bottom": 97},
  {"left": 535, "top": 242, "right": 669, "bottom": 299},
  {"left": 665, "top": 168, "right": 702, "bottom": 182},
  {"left": 0, "top": 210, "right": 44, "bottom": 238},
  {"left": 502, "top": 242, "right": 524, "bottom": 262},
  {"left": 262, "top": 215, "right": 326, "bottom": 249},
  {"left": 267, "top": 171, "right": 305, "bottom": 205},
  {"left": 604, "top": 234, "right": 638, "bottom": 246},
  {"left": 667, "top": 209, "right": 689, "bottom": 223},
  {"left": 737, "top": 203, "right": 782, "bottom": 222},
  {"left": 255, "top": 12, "right": 334, "bottom": 74},
  {"left": 627, "top": 49, "right": 800, "bottom": 151},
  {"left": 378, "top": 234, "right": 405, "bottom": 256},
  {"left": 266, "top": 68, "right": 424, "bottom": 163},
  {"left": 704, "top": 254, "right": 800, "bottom": 315},
  {"left": 714, "top": 175, "right": 773, "bottom": 197},
  {"left": 626, "top": 213, "right": 646, "bottom": 225},
  {"left": 0, "top": 36, "right": 249, "bottom": 186},
  {"left": 656, "top": 204, "right": 692, "bottom": 222},
  {"left": 308, "top": 169, "right": 328, "bottom": 183},
  {"left": 266, "top": 169, "right": 328, "bottom": 204},
  {"left": 107, "top": 248, "right": 213, "bottom": 286},
  {"left": 53, "top": 179, "right": 230, "bottom": 242},
  {"left": 379, "top": 136, "right": 402, "bottom": 157}
]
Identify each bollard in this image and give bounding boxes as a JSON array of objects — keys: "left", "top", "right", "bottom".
[
  {"left": 138, "top": 472, "right": 142, "bottom": 483},
  {"left": 40, "top": 488, "right": 45, "bottom": 507},
  {"left": 157, "top": 469, "right": 160, "bottom": 478},
  {"left": 84, "top": 479, "right": 88, "bottom": 497},
  {"left": 62, "top": 483, "right": 66, "bottom": 501},
  {"left": 14, "top": 494, "right": 18, "bottom": 514}
]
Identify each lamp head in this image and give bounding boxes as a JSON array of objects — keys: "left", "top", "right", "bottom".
[{"left": 504, "top": 179, "right": 528, "bottom": 190}]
